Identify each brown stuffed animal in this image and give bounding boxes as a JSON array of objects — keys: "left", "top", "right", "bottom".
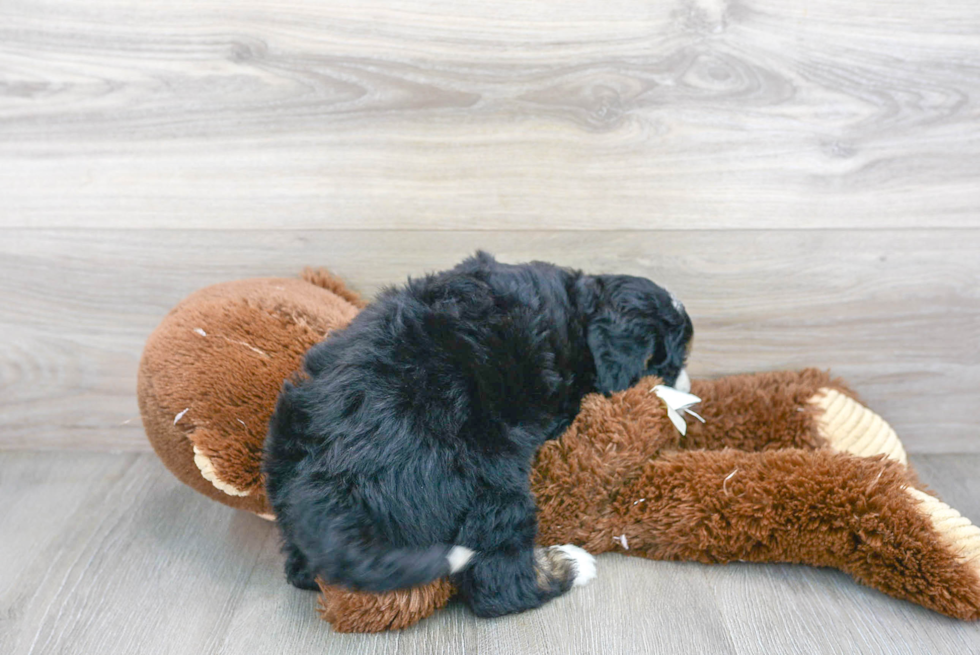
[{"left": 138, "top": 269, "right": 980, "bottom": 632}]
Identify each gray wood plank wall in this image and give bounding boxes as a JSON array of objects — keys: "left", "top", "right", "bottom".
[{"left": 1, "top": 0, "right": 978, "bottom": 453}]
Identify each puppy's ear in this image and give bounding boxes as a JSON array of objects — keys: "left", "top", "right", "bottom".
[{"left": 586, "top": 313, "right": 650, "bottom": 394}]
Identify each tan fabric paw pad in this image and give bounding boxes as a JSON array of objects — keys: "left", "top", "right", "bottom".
[
  {"left": 811, "top": 388, "right": 907, "bottom": 465},
  {"left": 906, "top": 487, "right": 980, "bottom": 572},
  {"left": 193, "top": 445, "right": 251, "bottom": 497}
]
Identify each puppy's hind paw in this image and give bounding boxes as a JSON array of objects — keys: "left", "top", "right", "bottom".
[
  {"left": 554, "top": 544, "right": 597, "bottom": 587},
  {"left": 535, "top": 544, "right": 597, "bottom": 593}
]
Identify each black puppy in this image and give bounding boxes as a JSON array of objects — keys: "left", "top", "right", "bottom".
[{"left": 263, "top": 252, "right": 693, "bottom": 618}]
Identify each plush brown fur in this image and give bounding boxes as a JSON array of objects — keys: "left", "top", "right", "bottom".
[
  {"left": 138, "top": 274, "right": 361, "bottom": 514},
  {"left": 531, "top": 377, "right": 980, "bottom": 620},
  {"left": 318, "top": 579, "right": 455, "bottom": 633},
  {"left": 138, "top": 270, "right": 980, "bottom": 633}
]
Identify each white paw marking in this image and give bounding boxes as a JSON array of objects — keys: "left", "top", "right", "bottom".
[
  {"left": 447, "top": 545, "right": 476, "bottom": 573},
  {"left": 555, "top": 544, "right": 597, "bottom": 587}
]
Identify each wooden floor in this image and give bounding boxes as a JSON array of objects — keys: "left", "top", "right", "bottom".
[{"left": 1, "top": 451, "right": 978, "bottom": 655}]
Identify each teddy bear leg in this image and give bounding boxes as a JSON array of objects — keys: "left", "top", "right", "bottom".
[
  {"left": 602, "top": 448, "right": 980, "bottom": 620},
  {"left": 682, "top": 369, "right": 905, "bottom": 463},
  {"left": 317, "top": 579, "right": 455, "bottom": 633}
]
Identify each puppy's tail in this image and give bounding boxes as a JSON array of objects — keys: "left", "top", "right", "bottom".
[{"left": 315, "top": 528, "right": 476, "bottom": 592}]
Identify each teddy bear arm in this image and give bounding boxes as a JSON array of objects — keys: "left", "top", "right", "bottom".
[
  {"left": 678, "top": 369, "right": 833, "bottom": 451},
  {"left": 681, "top": 369, "right": 906, "bottom": 465},
  {"left": 598, "top": 448, "right": 980, "bottom": 620}
]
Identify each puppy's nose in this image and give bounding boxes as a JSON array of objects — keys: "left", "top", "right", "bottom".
[{"left": 674, "top": 368, "right": 691, "bottom": 393}]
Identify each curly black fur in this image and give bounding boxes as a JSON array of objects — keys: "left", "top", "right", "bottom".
[{"left": 263, "top": 252, "right": 693, "bottom": 617}]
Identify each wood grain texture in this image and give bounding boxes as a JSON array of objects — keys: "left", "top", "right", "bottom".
[
  {"left": 1, "top": 0, "right": 979, "bottom": 229},
  {"left": 2, "top": 452, "right": 979, "bottom": 655},
  {"left": 3, "top": 2, "right": 978, "bottom": 650},
  {"left": 2, "top": 228, "right": 978, "bottom": 452}
]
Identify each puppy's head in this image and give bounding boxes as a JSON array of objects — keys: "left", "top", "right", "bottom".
[{"left": 585, "top": 275, "right": 693, "bottom": 394}]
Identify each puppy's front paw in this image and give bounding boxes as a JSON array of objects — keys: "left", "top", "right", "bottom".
[
  {"left": 553, "top": 544, "right": 597, "bottom": 587},
  {"left": 535, "top": 544, "right": 597, "bottom": 593}
]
